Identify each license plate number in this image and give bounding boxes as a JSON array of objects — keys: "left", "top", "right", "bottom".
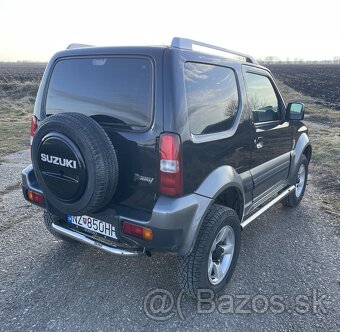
[{"left": 68, "top": 215, "right": 117, "bottom": 240}]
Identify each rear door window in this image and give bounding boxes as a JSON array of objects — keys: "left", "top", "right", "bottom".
[
  {"left": 184, "top": 62, "right": 239, "bottom": 135},
  {"left": 46, "top": 57, "right": 153, "bottom": 130}
]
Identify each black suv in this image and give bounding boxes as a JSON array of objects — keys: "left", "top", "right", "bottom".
[{"left": 22, "top": 38, "right": 311, "bottom": 297}]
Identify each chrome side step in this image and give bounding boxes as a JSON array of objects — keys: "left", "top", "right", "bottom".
[
  {"left": 52, "top": 223, "right": 142, "bottom": 256},
  {"left": 241, "top": 185, "right": 295, "bottom": 229}
]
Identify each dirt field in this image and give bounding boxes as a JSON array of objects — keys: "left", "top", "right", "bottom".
[
  {"left": 267, "top": 64, "right": 340, "bottom": 110},
  {"left": 0, "top": 62, "right": 45, "bottom": 83}
]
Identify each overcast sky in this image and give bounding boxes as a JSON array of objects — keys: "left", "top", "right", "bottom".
[{"left": 0, "top": 0, "right": 339, "bottom": 62}]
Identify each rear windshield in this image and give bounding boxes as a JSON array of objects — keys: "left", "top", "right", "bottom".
[{"left": 45, "top": 57, "right": 153, "bottom": 130}]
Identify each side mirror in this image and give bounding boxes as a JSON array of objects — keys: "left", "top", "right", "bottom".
[{"left": 287, "top": 102, "right": 305, "bottom": 120}]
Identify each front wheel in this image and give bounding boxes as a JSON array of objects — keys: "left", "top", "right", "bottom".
[
  {"left": 178, "top": 204, "right": 241, "bottom": 298},
  {"left": 282, "top": 155, "right": 308, "bottom": 207}
]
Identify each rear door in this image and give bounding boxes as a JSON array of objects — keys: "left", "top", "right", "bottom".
[
  {"left": 44, "top": 52, "right": 163, "bottom": 213},
  {"left": 243, "top": 66, "right": 292, "bottom": 202}
]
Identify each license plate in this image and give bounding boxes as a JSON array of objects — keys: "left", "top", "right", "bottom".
[{"left": 68, "top": 215, "right": 117, "bottom": 240}]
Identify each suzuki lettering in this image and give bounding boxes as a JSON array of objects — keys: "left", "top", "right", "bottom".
[{"left": 40, "top": 153, "right": 77, "bottom": 169}]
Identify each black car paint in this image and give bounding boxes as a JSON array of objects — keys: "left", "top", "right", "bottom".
[
  {"left": 29, "top": 44, "right": 308, "bottom": 250},
  {"left": 163, "top": 48, "right": 253, "bottom": 195}
]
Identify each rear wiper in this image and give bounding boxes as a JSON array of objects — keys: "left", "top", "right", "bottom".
[{"left": 99, "top": 122, "right": 146, "bottom": 129}]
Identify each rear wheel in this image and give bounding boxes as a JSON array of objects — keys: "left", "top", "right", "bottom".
[
  {"left": 178, "top": 204, "right": 241, "bottom": 298},
  {"left": 282, "top": 155, "right": 308, "bottom": 207}
]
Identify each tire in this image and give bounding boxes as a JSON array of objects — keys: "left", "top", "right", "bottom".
[
  {"left": 178, "top": 204, "right": 241, "bottom": 298},
  {"left": 43, "top": 211, "right": 77, "bottom": 244},
  {"left": 282, "top": 155, "right": 308, "bottom": 207},
  {"left": 31, "top": 113, "right": 118, "bottom": 215}
]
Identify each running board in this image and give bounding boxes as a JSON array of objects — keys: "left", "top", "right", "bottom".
[
  {"left": 241, "top": 185, "right": 295, "bottom": 229},
  {"left": 52, "top": 223, "right": 143, "bottom": 256}
]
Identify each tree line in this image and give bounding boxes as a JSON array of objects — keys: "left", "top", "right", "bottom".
[{"left": 259, "top": 56, "right": 340, "bottom": 64}]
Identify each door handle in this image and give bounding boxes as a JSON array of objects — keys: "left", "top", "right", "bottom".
[{"left": 255, "top": 137, "right": 264, "bottom": 149}]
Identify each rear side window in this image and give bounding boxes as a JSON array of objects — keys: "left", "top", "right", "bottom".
[
  {"left": 184, "top": 62, "right": 239, "bottom": 135},
  {"left": 244, "top": 73, "right": 281, "bottom": 123},
  {"left": 46, "top": 57, "right": 153, "bottom": 130}
]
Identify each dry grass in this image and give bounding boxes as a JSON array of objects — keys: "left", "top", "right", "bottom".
[
  {"left": 0, "top": 81, "right": 39, "bottom": 155},
  {"left": 276, "top": 79, "right": 340, "bottom": 213},
  {"left": 0, "top": 62, "right": 44, "bottom": 156}
]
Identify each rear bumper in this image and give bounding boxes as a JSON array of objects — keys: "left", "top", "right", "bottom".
[
  {"left": 22, "top": 165, "right": 212, "bottom": 256},
  {"left": 52, "top": 223, "right": 143, "bottom": 256},
  {"left": 22, "top": 165, "right": 44, "bottom": 201}
]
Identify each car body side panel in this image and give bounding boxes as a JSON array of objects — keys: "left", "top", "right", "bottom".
[
  {"left": 163, "top": 48, "right": 253, "bottom": 197},
  {"left": 242, "top": 65, "right": 292, "bottom": 202}
]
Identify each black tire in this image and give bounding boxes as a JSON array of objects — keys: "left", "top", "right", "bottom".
[
  {"left": 32, "top": 113, "right": 118, "bottom": 215},
  {"left": 43, "top": 211, "right": 77, "bottom": 243},
  {"left": 178, "top": 204, "right": 241, "bottom": 298},
  {"left": 282, "top": 155, "right": 308, "bottom": 207}
]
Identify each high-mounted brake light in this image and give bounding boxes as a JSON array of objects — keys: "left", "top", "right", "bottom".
[
  {"left": 30, "top": 116, "right": 38, "bottom": 147},
  {"left": 159, "top": 133, "right": 183, "bottom": 196}
]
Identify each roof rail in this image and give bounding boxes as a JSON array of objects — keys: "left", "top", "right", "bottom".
[
  {"left": 171, "top": 37, "right": 257, "bottom": 64},
  {"left": 66, "top": 43, "right": 94, "bottom": 50}
]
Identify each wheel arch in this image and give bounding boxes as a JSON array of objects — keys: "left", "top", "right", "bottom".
[
  {"left": 214, "top": 186, "right": 244, "bottom": 220},
  {"left": 289, "top": 132, "right": 311, "bottom": 182},
  {"left": 195, "top": 165, "right": 245, "bottom": 220}
]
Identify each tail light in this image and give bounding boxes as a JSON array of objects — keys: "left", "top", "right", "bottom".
[
  {"left": 27, "top": 190, "right": 45, "bottom": 205},
  {"left": 159, "top": 133, "right": 183, "bottom": 196},
  {"left": 122, "top": 221, "right": 153, "bottom": 241},
  {"left": 30, "top": 115, "right": 38, "bottom": 147}
]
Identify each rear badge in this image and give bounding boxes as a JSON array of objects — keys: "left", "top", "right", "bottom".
[
  {"left": 40, "top": 153, "right": 77, "bottom": 169},
  {"left": 134, "top": 173, "right": 154, "bottom": 184}
]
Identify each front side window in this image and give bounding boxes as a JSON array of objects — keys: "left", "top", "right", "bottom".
[
  {"left": 184, "top": 62, "right": 239, "bottom": 135},
  {"left": 245, "top": 73, "right": 281, "bottom": 123}
]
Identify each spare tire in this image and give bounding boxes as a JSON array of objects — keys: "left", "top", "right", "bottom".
[{"left": 31, "top": 112, "right": 118, "bottom": 215}]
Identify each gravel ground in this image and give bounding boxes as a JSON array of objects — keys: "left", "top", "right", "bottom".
[{"left": 0, "top": 150, "right": 339, "bottom": 331}]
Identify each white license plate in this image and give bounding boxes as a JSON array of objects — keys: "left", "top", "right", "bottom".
[{"left": 68, "top": 215, "right": 117, "bottom": 240}]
